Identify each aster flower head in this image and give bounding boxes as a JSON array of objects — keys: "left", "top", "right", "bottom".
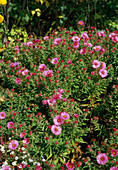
[
  {"left": 2, "top": 165, "right": 11, "bottom": 170},
  {"left": 110, "top": 166, "right": 118, "bottom": 170},
  {"left": 80, "top": 48, "right": 86, "bottom": 55},
  {"left": 99, "top": 69, "right": 107, "bottom": 78},
  {"left": 78, "top": 21, "right": 84, "bottom": 26},
  {"left": 92, "top": 60, "right": 100, "bottom": 68},
  {"left": 43, "top": 70, "right": 53, "bottom": 77},
  {"left": 81, "top": 32, "right": 89, "bottom": 39},
  {"left": 98, "top": 31, "right": 106, "bottom": 37},
  {"left": 0, "top": 111, "right": 6, "bottom": 119},
  {"left": 96, "top": 153, "right": 108, "bottom": 165},
  {"left": 84, "top": 42, "right": 93, "bottom": 47},
  {"left": 53, "top": 115, "right": 64, "bottom": 125},
  {"left": 7, "top": 122, "right": 14, "bottom": 129},
  {"left": 20, "top": 132, "right": 26, "bottom": 138},
  {"left": 93, "top": 45, "right": 101, "bottom": 51},
  {"left": 43, "top": 36, "right": 49, "bottom": 41},
  {"left": 66, "top": 162, "right": 75, "bottom": 170},
  {"left": 39, "top": 64, "right": 47, "bottom": 72},
  {"left": 111, "top": 149, "right": 118, "bottom": 157},
  {"left": 9, "top": 140, "right": 19, "bottom": 150},
  {"left": 61, "top": 112, "right": 70, "bottom": 120},
  {"left": 51, "top": 57, "right": 59, "bottom": 64},
  {"left": 23, "top": 138, "right": 30, "bottom": 145},
  {"left": 53, "top": 38, "right": 62, "bottom": 45},
  {"left": 52, "top": 92, "right": 62, "bottom": 100},
  {"left": 73, "top": 42, "right": 80, "bottom": 49},
  {"left": 101, "top": 62, "right": 106, "bottom": 68},
  {"left": 47, "top": 99, "right": 56, "bottom": 106},
  {"left": 27, "top": 41, "right": 33, "bottom": 46},
  {"left": 72, "top": 36, "right": 80, "bottom": 42},
  {"left": 15, "top": 77, "right": 21, "bottom": 84},
  {"left": 22, "top": 69, "right": 29, "bottom": 76},
  {"left": 51, "top": 125, "right": 62, "bottom": 135},
  {"left": 58, "top": 88, "right": 64, "bottom": 94}
]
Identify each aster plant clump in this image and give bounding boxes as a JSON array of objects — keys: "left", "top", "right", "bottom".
[{"left": 0, "top": 21, "right": 118, "bottom": 169}]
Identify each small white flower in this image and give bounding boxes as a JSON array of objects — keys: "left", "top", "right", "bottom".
[
  {"left": 37, "top": 162, "right": 41, "bottom": 166},
  {"left": 28, "top": 158, "right": 33, "bottom": 162},
  {"left": 42, "top": 159, "right": 46, "bottom": 162},
  {"left": 10, "top": 151, "right": 14, "bottom": 155},
  {"left": 22, "top": 161, "right": 27, "bottom": 165},
  {"left": 9, "top": 137, "right": 11, "bottom": 140},
  {"left": 23, "top": 140, "right": 26, "bottom": 144},
  {"left": 12, "top": 161, "right": 17, "bottom": 166},
  {"left": 23, "top": 151, "right": 27, "bottom": 154},
  {"left": 22, "top": 156, "right": 25, "bottom": 159},
  {"left": 33, "top": 162, "right": 37, "bottom": 165},
  {"left": 22, "top": 147, "right": 25, "bottom": 150},
  {"left": 15, "top": 156, "right": 18, "bottom": 160},
  {"left": 3, "top": 161, "right": 8, "bottom": 165}
]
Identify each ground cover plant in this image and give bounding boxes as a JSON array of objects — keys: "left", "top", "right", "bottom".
[{"left": 0, "top": 20, "right": 118, "bottom": 169}]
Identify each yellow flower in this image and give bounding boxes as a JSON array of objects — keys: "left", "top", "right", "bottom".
[
  {"left": 0, "top": 47, "right": 5, "bottom": 52},
  {"left": 0, "top": 0, "right": 7, "bottom": 5},
  {"left": 0, "top": 14, "right": 4, "bottom": 23}
]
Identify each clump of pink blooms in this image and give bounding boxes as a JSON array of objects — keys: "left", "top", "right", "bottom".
[
  {"left": 96, "top": 153, "right": 108, "bottom": 165},
  {"left": 9, "top": 140, "right": 19, "bottom": 150}
]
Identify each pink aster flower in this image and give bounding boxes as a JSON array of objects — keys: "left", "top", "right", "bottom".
[
  {"left": 39, "top": 64, "right": 47, "bottom": 72},
  {"left": 81, "top": 32, "right": 89, "bottom": 39},
  {"left": 101, "top": 48, "right": 106, "bottom": 54},
  {"left": 22, "top": 69, "right": 29, "bottom": 76},
  {"left": 15, "top": 77, "right": 21, "bottom": 84},
  {"left": 20, "top": 132, "right": 26, "bottom": 138},
  {"left": 7, "top": 122, "right": 14, "bottom": 129},
  {"left": 67, "top": 60, "right": 72, "bottom": 64},
  {"left": 51, "top": 57, "right": 59, "bottom": 64},
  {"left": 2, "top": 165, "right": 10, "bottom": 170},
  {"left": 73, "top": 42, "right": 80, "bottom": 49},
  {"left": 66, "top": 162, "right": 75, "bottom": 170},
  {"left": 53, "top": 115, "right": 64, "bottom": 125},
  {"left": 80, "top": 48, "right": 86, "bottom": 55},
  {"left": 93, "top": 45, "right": 101, "bottom": 51},
  {"left": 99, "top": 69, "right": 107, "bottom": 78},
  {"left": 0, "top": 111, "right": 6, "bottom": 119},
  {"left": 61, "top": 112, "right": 70, "bottom": 120},
  {"left": 27, "top": 41, "right": 33, "bottom": 46},
  {"left": 96, "top": 153, "right": 108, "bottom": 165},
  {"left": 42, "top": 100, "right": 48, "bottom": 105},
  {"left": 51, "top": 125, "right": 62, "bottom": 135},
  {"left": 9, "top": 140, "right": 19, "bottom": 150},
  {"left": 109, "top": 33, "right": 116, "bottom": 39},
  {"left": 73, "top": 113, "right": 79, "bottom": 118},
  {"left": 72, "top": 36, "right": 80, "bottom": 42},
  {"left": 23, "top": 138, "right": 30, "bottom": 145},
  {"left": 47, "top": 99, "right": 56, "bottom": 106},
  {"left": 92, "top": 60, "right": 100, "bottom": 68},
  {"left": 78, "top": 21, "right": 84, "bottom": 26},
  {"left": 111, "top": 149, "right": 118, "bottom": 157},
  {"left": 110, "top": 166, "right": 118, "bottom": 170},
  {"left": 43, "top": 70, "right": 53, "bottom": 77},
  {"left": 53, "top": 38, "right": 62, "bottom": 45},
  {"left": 57, "top": 88, "right": 64, "bottom": 94},
  {"left": 36, "top": 165, "right": 42, "bottom": 170},
  {"left": 52, "top": 92, "right": 62, "bottom": 100},
  {"left": 43, "top": 36, "right": 49, "bottom": 41},
  {"left": 98, "top": 31, "right": 106, "bottom": 37},
  {"left": 84, "top": 42, "right": 93, "bottom": 47},
  {"left": 101, "top": 62, "right": 106, "bottom": 68}
]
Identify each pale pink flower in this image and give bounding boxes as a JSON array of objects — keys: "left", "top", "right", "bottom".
[
  {"left": 101, "top": 48, "right": 106, "bottom": 54},
  {"left": 73, "top": 114, "right": 79, "bottom": 118},
  {"left": 73, "top": 42, "right": 80, "bottom": 49},
  {"left": 98, "top": 31, "right": 106, "bottom": 37},
  {"left": 109, "top": 33, "right": 116, "bottom": 39},
  {"left": 93, "top": 46, "right": 101, "bottom": 51},
  {"left": 66, "top": 162, "right": 75, "bottom": 170},
  {"left": 39, "top": 64, "right": 47, "bottom": 72},
  {"left": 20, "top": 132, "right": 26, "bottom": 138},
  {"left": 22, "top": 69, "right": 29, "bottom": 76},
  {"left": 53, "top": 115, "right": 64, "bottom": 125},
  {"left": 43, "top": 36, "right": 49, "bottom": 40},
  {"left": 91, "top": 71, "right": 95, "bottom": 75},
  {"left": 112, "top": 36, "right": 118, "bottom": 43},
  {"left": 51, "top": 125, "right": 62, "bottom": 135},
  {"left": 111, "top": 149, "right": 118, "bottom": 157},
  {"left": 27, "top": 41, "right": 33, "bottom": 46},
  {"left": 80, "top": 48, "right": 86, "bottom": 55},
  {"left": 51, "top": 57, "right": 59, "bottom": 64},
  {"left": 7, "top": 122, "right": 14, "bottom": 129},
  {"left": 47, "top": 99, "right": 56, "bottom": 106},
  {"left": 15, "top": 78, "right": 21, "bottom": 84},
  {"left": 72, "top": 36, "right": 80, "bottom": 42},
  {"left": 78, "top": 21, "right": 84, "bottom": 26},
  {"left": 43, "top": 70, "right": 53, "bottom": 77},
  {"left": 63, "top": 98, "right": 67, "bottom": 102},
  {"left": 52, "top": 92, "right": 62, "bottom": 100},
  {"left": 53, "top": 38, "right": 62, "bottom": 45},
  {"left": 99, "top": 69, "right": 107, "bottom": 78},
  {"left": 110, "top": 166, "right": 118, "bottom": 170},
  {"left": 101, "top": 62, "right": 106, "bottom": 68},
  {"left": 42, "top": 100, "right": 48, "bottom": 105},
  {"left": 84, "top": 42, "right": 92, "bottom": 47},
  {"left": 92, "top": 60, "right": 100, "bottom": 68},
  {"left": 0, "top": 111, "right": 6, "bottom": 119},
  {"left": 2, "top": 165, "right": 10, "bottom": 170},
  {"left": 96, "top": 153, "right": 108, "bottom": 165},
  {"left": 58, "top": 88, "right": 64, "bottom": 94},
  {"left": 9, "top": 140, "right": 19, "bottom": 150},
  {"left": 67, "top": 60, "right": 72, "bottom": 64},
  {"left": 61, "top": 112, "right": 70, "bottom": 120},
  {"left": 81, "top": 32, "right": 89, "bottom": 39},
  {"left": 23, "top": 138, "right": 30, "bottom": 145}
]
